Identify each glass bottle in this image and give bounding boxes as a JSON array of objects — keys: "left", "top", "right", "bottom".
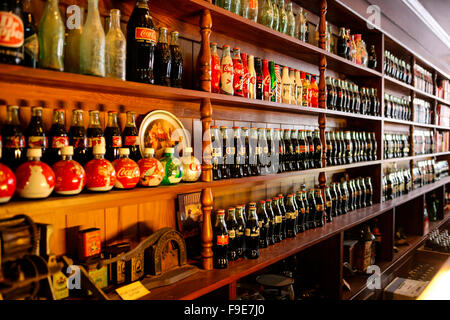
[
  {"left": 289, "top": 68, "right": 296, "bottom": 104},
  {"left": 105, "top": 9, "right": 126, "bottom": 80},
  {"left": 286, "top": 2, "right": 295, "bottom": 37},
  {"left": 248, "top": 0, "right": 258, "bottom": 22},
  {"left": 245, "top": 207, "right": 260, "bottom": 259},
  {"left": 170, "top": 31, "right": 183, "bottom": 88},
  {"left": 258, "top": 128, "right": 269, "bottom": 175},
  {"left": 210, "top": 43, "right": 221, "bottom": 94},
  {"left": 26, "top": 107, "right": 48, "bottom": 163},
  {"left": 225, "top": 208, "right": 238, "bottom": 261},
  {"left": 286, "top": 194, "right": 297, "bottom": 237},
  {"left": 2, "top": 106, "right": 25, "bottom": 170},
  {"left": 154, "top": 27, "right": 172, "bottom": 86},
  {"left": 22, "top": 0, "right": 38, "bottom": 68},
  {"left": 39, "top": 0, "right": 65, "bottom": 71},
  {"left": 306, "top": 130, "right": 315, "bottom": 168},
  {"left": 259, "top": 0, "right": 273, "bottom": 29},
  {"left": 282, "top": 66, "right": 291, "bottom": 104},
  {"left": 235, "top": 206, "right": 246, "bottom": 258},
  {"left": 277, "top": 0, "right": 287, "bottom": 34},
  {"left": 247, "top": 55, "right": 256, "bottom": 99},
  {"left": 68, "top": 110, "right": 87, "bottom": 166},
  {"left": 213, "top": 210, "right": 229, "bottom": 269},
  {"left": 313, "top": 129, "right": 322, "bottom": 168},
  {"left": 86, "top": 110, "right": 105, "bottom": 162},
  {"left": 272, "top": 197, "right": 282, "bottom": 243},
  {"left": 265, "top": 199, "right": 275, "bottom": 245},
  {"left": 257, "top": 200, "right": 269, "bottom": 248},
  {"left": 64, "top": 5, "right": 83, "bottom": 74},
  {"left": 80, "top": 0, "right": 105, "bottom": 77},
  {"left": 306, "top": 189, "right": 316, "bottom": 229},
  {"left": 160, "top": 148, "right": 183, "bottom": 185},
  {"left": 221, "top": 45, "right": 234, "bottom": 95},
  {"left": 330, "top": 183, "right": 339, "bottom": 217},
  {"left": 272, "top": 0, "right": 279, "bottom": 31},
  {"left": 48, "top": 109, "right": 69, "bottom": 166},
  {"left": 104, "top": 111, "right": 122, "bottom": 162},
  {"left": 242, "top": 127, "right": 252, "bottom": 177},
  {"left": 249, "top": 128, "right": 260, "bottom": 176},
  {"left": 232, "top": 127, "right": 244, "bottom": 178},
  {"left": 314, "top": 187, "right": 325, "bottom": 228},
  {"left": 233, "top": 48, "right": 245, "bottom": 97},
  {"left": 231, "top": 0, "right": 241, "bottom": 15},
  {"left": 123, "top": 111, "right": 141, "bottom": 162},
  {"left": 210, "top": 126, "right": 222, "bottom": 181}
]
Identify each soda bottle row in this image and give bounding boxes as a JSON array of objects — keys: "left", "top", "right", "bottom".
[
  {"left": 384, "top": 51, "right": 412, "bottom": 84},
  {"left": 324, "top": 130, "right": 377, "bottom": 166},
  {"left": 384, "top": 94, "right": 411, "bottom": 121},
  {"left": 0, "top": 0, "right": 183, "bottom": 87},
  {"left": 210, "top": 126, "right": 324, "bottom": 181},
  {"left": 210, "top": 43, "right": 319, "bottom": 107},
  {"left": 326, "top": 77, "right": 380, "bottom": 116},
  {"left": 337, "top": 28, "right": 376, "bottom": 69},
  {"left": 213, "top": 176, "right": 374, "bottom": 268},
  {"left": 413, "top": 130, "right": 434, "bottom": 155},
  {"left": 412, "top": 98, "right": 432, "bottom": 125},
  {"left": 382, "top": 165, "right": 412, "bottom": 202},
  {"left": 425, "top": 229, "right": 450, "bottom": 253},
  {"left": 414, "top": 64, "right": 434, "bottom": 95},
  {"left": 413, "top": 160, "right": 439, "bottom": 188},
  {"left": 383, "top": 133, "right": 410, "bottom": 159}
]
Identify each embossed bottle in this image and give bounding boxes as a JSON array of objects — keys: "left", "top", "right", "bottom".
[{"left": 105, "top": 9, "right": 126, "bottom": 80}]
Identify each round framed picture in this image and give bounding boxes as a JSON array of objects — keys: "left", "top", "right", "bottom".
[{"left": 139, "top": 110, "right": 191, "bottom": 159}]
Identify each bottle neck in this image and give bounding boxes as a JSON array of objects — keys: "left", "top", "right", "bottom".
[
  {"left": 53, "top": 111, "right": 65, "bottom": 126},
  {"left": 62, "top": 154, "right": 73, "bottom": 161},
  {"left": 107, "top": 114, "right": 119, "bottom": 127},
  {"left": 158, "top": 28, "right": 168, "bottom": 43},
  {"left": 170, "top": 32, "right": 179, "bottom": 46},
  {"left": 109, "top": 10, "right": 121, "bottom": 30},
  {"left": 94, "top": 153, "right": 105, "bottom": 159},
  {"left": 72, "top": 112, "right": 84, "bottom": 127},
  {"left": 126, "top": 113, "right": 136, "bottom": 127},
  {"left": 6, "top": 108, "right": 20, "bottom": 125},
  {"left": 89, "top": 113, "right": 101, "bottom": 128},
  {"left": 144, "top": 153, "right": 154, "bottom": 159}
]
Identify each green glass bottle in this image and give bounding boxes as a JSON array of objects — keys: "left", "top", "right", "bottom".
[
  {"left": 231, "top": 0, "right": 241, "bottom": 15},
  {"left": 277, "top": 0, "right": 287, "bottom": 34},
  {"left": 160, "top": 148, "right": 183, "bottom": 185},
  {"left": 259, "top": 0, "right": 274, "bottom": 29},
  {"left": 286, "top": 2, "right": 295, "bottom": 37},
  {"left": 39, "top": 0, "right": 65, "bottom": 71},
  {"left": 272, "top": 0, "right": 279, "bottom": 31}
]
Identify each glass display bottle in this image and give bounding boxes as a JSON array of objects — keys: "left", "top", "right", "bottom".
[
  {"left": 235, "top": 205, "right": 246, "bottom": 258},
  {"left": 39, "top": 0, "right": 65, "bottom": 71},
  {"left": 181, "top": 147, "right": 201, "bottom": 182},
  {"left": 256, "top": 200, "right": 269, "bottom": 248},
  {"left": 265, "top": 199, "right": 275, "bottom": 245},
  {"left": 286, "top": 194, "right": 297, "bottom": 237},
  {"left": 225, "top": 208, "right": 238, "bottom": 261},
  {"left": 154, "top": 27, "right": 172, "bottom": 86},
  {"left": 64, "top": 5, "right": 83, "bottom": 73},
  {"left": 245, "top": 207, "right": 260, "bottom": 259},
  {"left": 286, "top": 2, "right": 295, "bottom": 37},
  {"left": 2, "top": 106, "right": 25, "bottom": 170},
  {"left": 22, "top": 0, "right": 38, "bottom": 68},
  {"left": 26, "top": 107, "right": 48, "bottom": 163},
  {"left": 80, "top": 0, "right": 105, "bottom": 77},
  {"left": 105, "top": 9, "right": 126, "bottom": 80},
  {"left": 170, "top": 31, "right": 183, "bottom": 88},
  {"left": 87, "top": 110, "right": 105, "bottom": 161},
  {"left": 259, "top": 0, "right": 273, "bottom": 29},
  {"left": 48, "top": 109, "right": 69, "bottom": 166},
  {"left": 213, "top": 210, "right": 229, "bottom": 269},
  {"left": 160, "top": 148, "right": 183, "bottom": 185},
  {"left": 122, "top": 111, "right": 141, "bottom": 162},
  {"left": 104, "top": 111, "right": 122, "bottom": 162}
]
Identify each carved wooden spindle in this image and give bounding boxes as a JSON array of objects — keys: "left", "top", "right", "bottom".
[
  {"left": 318, "top": 0, "right": 327, "bottom": 51},
  {"left": 199, "top": 9, "right": 212, "bottom": 92},
  {"left": 201, "top": 98, "right": 213, "bottom": 182},
  {"left": 201, "top": 187, "right": 214, "bottom": 270}
]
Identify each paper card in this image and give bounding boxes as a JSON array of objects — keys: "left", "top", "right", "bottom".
[{"left": 115, "top": 281, "right": 150, "bottom": 300}]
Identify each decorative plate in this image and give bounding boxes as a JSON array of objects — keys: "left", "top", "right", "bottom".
[{"left": 139, "top": 110, "right": 190, "bottom": 159}]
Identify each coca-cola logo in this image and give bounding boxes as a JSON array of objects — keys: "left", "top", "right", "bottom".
[
  {"left": 135, "top": 27, "right": 156, "bottom": 43},
  {"left": 263, "top": 75, "right": 271, "bottom": 86},
  {"left": 117, "top": 167, "right": 139, "bottom": 179},
  {"left": 0, "top": 12, "right": 24, "bottom": 48},
  {"left": 222, "top": 64, "right": 233, "bottom": 74}
]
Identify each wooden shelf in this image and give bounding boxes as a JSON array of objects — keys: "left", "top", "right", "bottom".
[{"left": 382, "top": 152, "right": 450, "bottom": 164}]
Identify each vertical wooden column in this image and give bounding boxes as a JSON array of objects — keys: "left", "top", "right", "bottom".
[
  {"left": 199, "top": 8, "right": 214, "bottom": 270},
  {"left": 318, "top": 0, "right": 328, "bottom": 189}
]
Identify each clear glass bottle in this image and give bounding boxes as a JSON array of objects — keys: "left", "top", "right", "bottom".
[
  {"left": 231, "top": 0, "right": 241, "bottom": 15},
  {"left": 272, "top": 0, "right": 279, "bottom": 31},
  {"left": 80, "top": 0, "right": 105, "bottom": 77},
  {"left": 259, "top": 0, "right": 273, "bottom": 29},
  {"left": 39, "top": 0, "right": 65, "bottom": 71},
  {"left": 286, "top": 2, "right": 295, "bottom": 37},
  {"left": 64, "top": 5, "right": 83, "bottom": 74},
  {"left": 105, "top": 9, "right": 126, "bottom": 80},
  {"left": 170, "top": 31, "right": 183, "bottom": 88},
  {"left": 277, "top": 0, "right": 287, "bottom": 34}
]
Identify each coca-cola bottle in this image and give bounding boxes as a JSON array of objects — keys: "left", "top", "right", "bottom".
[
  {"left": 48, "top": 109, "right": 69, "bottom": 166},
  {"left": 255, "top": 57, "right": 263, "bottom": 100},
  {"left": 2, "top": 105, "right": 25, "bottom": 170},
  {"left": 154, "top": 27, "right": 171, "bottom": 86},
  {"left": 113, "top": 148, "right": 140, "bottom": 189},
  {"left": 210, "top": 42, "right": 220, "bottom": 94},
  {"left": 220, "top": 45, "right": 233, "bottom": 95},
  {"left": 213, "top": 209, "right": 229, "bottom": 269},
  {"left": 105, "top": 111, "right": 122, "bottom": 162},
  {"left": 22, "top": 0, "right": 38, "bottom": 68},
  {"left": 87, "top": 110, "right": 105, "bottom": 161},
  {"left": 262, "top": 59, "right": 271, "bottom": 101},
  {"left": 0, "top": 0, "right": 24, "bottom": 65},
  {"left": 232, "top": 47, "right": 244, "bottom": 97},
  {"left": 241, "top": 52, "right": 249, "bottom": 98},
  {"left": 122, "top": 111, "right": 141, "bottom": 162},
  {"left": 69, "top": 110, "right": 88, "bottom": 166},
  {"left": 169, "top": 31, "right": 183, "bottom": 88},
  {"left": 26, "top": 106, "right": 48, "bottom": 163},
  {"left": 126, "top": 0, "right": 156, "bottom": 84}
]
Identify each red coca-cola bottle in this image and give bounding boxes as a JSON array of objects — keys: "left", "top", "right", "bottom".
[
  {"left": 262, "top": 59, "right": 271, "bottom": 101},
  {"left": 105, "top": 111, "right": 122, "bottom": 162},
  {"left": 113, "top": 148, "right": 140, "bottom": 189},
  {"left": 87, "top": 110, "right": 105, "bottom": 162},
  {"left": 210, "top": 42, "right": 220, "bottom": 94},
  {"left": 15, "top": 148, "right": 55, "bottom": 199},
  {"left": 2, "top": 105, "right": 25, "bottom": 171},
  {"left": 52, "top": 146, "right": 86, "bottom": 195},
  {"left": 26, "top": 106, "right": 48, "bottom": 163},
  {"left": 232, "top": 47, "right": 244, "bottom": 97},
  {"left": 69, "top": 110, "right": 88, "bottom": 166},
  {"left": 48, "top": 109, "right": 69, "bottom": 166},
  {"left": 126, "top": 0, "right": 156, "bottom": 84},
  {"left": 0, "top": 147, "right": 16, "bottom": 203},
  {"left": 0, "top": 0, "right": 24, "bottom": 65},
  {"left": 241, "top": 52, "right": 249, "bottom": 98},
  {"left": 84, "top": 145, "right": 116, "bottom": 192},
  {"left": 122, "top": 111, "right": 141, "bottom": 162}
]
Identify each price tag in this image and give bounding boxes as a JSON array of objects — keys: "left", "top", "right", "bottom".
[{"left": 115, "top": 281, "right": 150, "bottom": 300}]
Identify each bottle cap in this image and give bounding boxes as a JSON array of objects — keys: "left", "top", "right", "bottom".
[
  {"left": 165, "top": 148, "right": 174, "bottom": 154},
  {"left": 61, "top": 146, "right": 74, "bottom": 156},
  {"left": 265, "top": 199, "right": 272, "bottom": 202},
  {"left": 258, "top": 200, "right": 266, "bottom": 204},
  {"left": 8, "top": 105, "right": 19, "bottom": 110},
  {"left": 27, "top": 148, "right": 42, "bottom": 158},
  {"left": 144, "top": 148, "right": 155, "bottom": 155},
  {"left": 216, "top": 209, "right": 225, "bottom": 215},
  {"left": 93, "top": 145, "right": 106, "bottom": 155},
  {"left": 119, "top": 148, "right": 130, "bottom": 156}
]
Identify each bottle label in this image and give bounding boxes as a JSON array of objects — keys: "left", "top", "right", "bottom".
[
  {"left": 287, "top": 212, "right": 296, "bottom": 219},
  {"left": 124, "top": 136, "right": 140, "bottom": 146},
  {"left": 300, "top": 208, "right": 305, "bottom": 214},
  {"left": 28, "top": 136, "right": 48, "bottom": 148},
  {"left": 245, "top": 228, "right": 260, "bottom": 237},
  {"left": 228, "top": 230, "right": 236, "bottom": 239},
  {"left": 316, "top": 204, "right": 324, "bottom": 211},
  {"left": 299, "top": 145, "right": 307, "bottom": 153},
  {"left": 326, "top": 200, "right": 332, "bottom": 208},
  {"left": 112, "top": 136, "right": 122, "bottom": 148},
  {"left": 238, "top": 147, "right": 246, "bottom": 156},
  {"left": 73, "top": 137, "right": 87, "bottom": 149},
  {"left": 5, "top": 135, "right": 24, "bottom": 148},
  {"left": 216, "top": 235, "right": 229, "bottom": 246},
  {"left": 236, "top": 230, "right": 244, "bottom": 237},
  {"left": 24, "top": 33, "right": 38, "bottom": 60},
  {"left": 135, "top": 28, "right": 156, "bottom": 43},
  {"left": 88, "top": 137, "right": 105, "bottom": 148},
  {"left": 226, "top": 147, "right": 235, "bottom": 155},
  {"left": 0, "top": 12, "right": 24, "bottom": 48},
  {"left": 275, "top": 215, "right": 282, "bottom": 223},
  {"left": 52, "top": 136, "right": 69, "bottom": 149},
  {"left": 258, "top": 221, "right": 263, "bottom": 228}
]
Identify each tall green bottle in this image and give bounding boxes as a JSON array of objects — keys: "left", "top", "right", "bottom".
[{"left": 39, "top": 0, "right": 65, "bottom": 71}]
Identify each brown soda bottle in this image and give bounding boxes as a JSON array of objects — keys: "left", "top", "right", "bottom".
[
  {"left": 314, "top": 187, "right": 325, "bottom": 228},
  {"left": 123, "top": 111, "right": 141, "bottom": 162},
  {"left": 154, "top": 27, "right": 171, "bottom": 86},
  {"left": 313, "top": 129, "right": 322, "bottom": 168},
  {"left": 0, "top": 0, "right": 24, "bottom": 65},
  {"left": 169, "top": 31, "right": 183, "bottom": 88},
  {"left": 265, "top": 199, "right": 275, "bottom": 246},
  {"left": 225, "top": 207, "right": 238, "bottom": 261},
  {"left": 126, "top": 0, "right": 156, "bottom": 84},
  {"left": 69, "top": 110, "right": 88, "bottom": 166},
  {"left": 235, "top": 205, "right": 246, "bottom": 258},
  {"left": 105, "top": 111, "right": 122, "bottom": 162},
  {"left": 2, "top": 105, "right": 25, "bottom": 170},
  {"left": 26, "top": 106, "right": 48, "bottom": 163},
  {"left": 286, "top": 194, "right": 297, "bottom": 238},
  {"left": 213, "top": 209, "right": 229, "bottom": 269},
  {"left": 244, "top": 207, "right": 260, "bottom": 259},
  {"left": 277, "top": 194, "right": 287, "bottom": 240},
  {"left": 87, "top": 110, "right": 105, "bottom": 161},
  {"left": 48, "top": 109, "right": 69, "bottom": 166},
  {"left": 256, "top": 200, "right": 269, "bottom": 248}
]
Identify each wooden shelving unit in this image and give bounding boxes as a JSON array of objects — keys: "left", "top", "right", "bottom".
[{"left": 1, "top": 0, "right": 450, "bottom": 301}]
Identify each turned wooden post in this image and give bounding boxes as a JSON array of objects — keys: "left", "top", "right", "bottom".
[
  {"left": 201, "top": 187, "right": 214, "bottom": 270},
  {"left": 199, "top": 9, "right": 212, "bottom": 92},
  {"left": 201, "top": 98, "right": 213, "bottom": 182}
]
